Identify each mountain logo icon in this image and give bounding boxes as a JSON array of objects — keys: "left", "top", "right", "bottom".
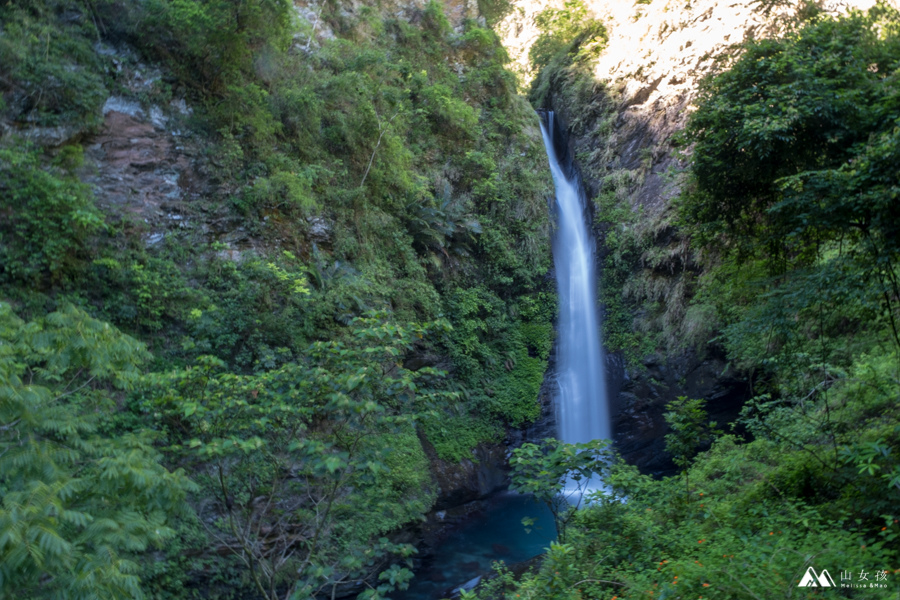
[{"left": 798, "top": 566, "right": 836, "bottom": 587}]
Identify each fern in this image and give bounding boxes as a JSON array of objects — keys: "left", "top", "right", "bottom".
[{"left": 0, "top": 302, "right": 194, "bottom": 599}]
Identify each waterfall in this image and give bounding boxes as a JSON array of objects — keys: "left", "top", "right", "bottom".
[{"left": 539, "top": 112, "right": 611, "bottom": 447}]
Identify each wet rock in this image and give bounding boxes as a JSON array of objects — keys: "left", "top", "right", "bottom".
[
  {"left": 83, "top": 106, "right": 198, "bottom": 229},
  {"left": 15, "top": 124, "right": 86, "bottom": 147},
  {"left": 404, "top": 353, "right": 443, "bottom": 371},
  {"left": 421, "top": 434, "right": 509, "bottom": 511},
  {"left": 451, "top": 575, "right": 481, "bottom": 596},
  {"left": 102, "top": 96, "right": 144, "bottom": 119},
  {"left": 613, "top": 352, "right": 749, "bottom": 477},
  {"left": 307, "top": 216, "right": 332, "bottom": 243},
  {"left": 145, "top": 232, "right": 166, "bottom": 247},
  {"left": 216, "top": 246, "right": 249, "bottom": 263}
]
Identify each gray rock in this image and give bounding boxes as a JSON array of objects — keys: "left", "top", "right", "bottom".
[
  {"left": 307, "top": 216, "right": 332, "bottom": 242},
  {"left": 17, "top": 124, "right": 84, "bottom": 147},
  {"left": 103, "top": 96, "right": 144, "bottom": 118},
  {"left": 452, "top": 575, "right": 481, "bottom": 595}
]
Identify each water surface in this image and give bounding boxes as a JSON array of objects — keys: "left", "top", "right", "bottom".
[{"left": 394, "top": 493, "right": 555, "bottom": 600}]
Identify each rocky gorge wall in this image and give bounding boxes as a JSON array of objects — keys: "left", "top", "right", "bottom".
[
  {"left": 0, "top": 6, "right": 567, "bottom": 595},
  {"left": 494, "top": 0, "right": 880, "bottom": 475}
]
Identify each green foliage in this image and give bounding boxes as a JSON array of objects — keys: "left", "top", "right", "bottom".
[
  {"left": 664, "top": 397, "right": 719, "bottom": 471},
  {"left": 487, "top": 348, "right": 545, "bottom": 426},
  {"left": 0, "top": 1, "right": 109, "bottom": 126},
  {"left": 354, "top": 427, "right": 437, "bottom": 539},
  {"left": 444, "top": 286, "right": 506, "bottom": 376},
  {"left": 137, "top": 0, "right": 291, "bottom": 96},
  {"left": 239, "top": 166, "right": 323, "bottom": 217},
  {"left": 683, "top": 9, "right": 900, "bottom": 253},
  {"left": 496, "top": 411, "right": 900, "bottom": 600},
  {"left": 0, "top": 302, "right": 194, "bottom": 600},
  {"left": 421, "top": 414, "right": 501, "bottom": 463},
  {"left": 140, "top": 313, "right": 452, "bottom": 599},
  {"left": 594, "top": 190, "right": 663, "bottom": 363},
  {"left": 477, "top": 0, "right": 514, "bottom": 27},
  {"left": 0, "top": 1, "right": 557, "bottom": 597},
  {"left": 423, "top": 285, "right": 554, "bottom": 459},
  {"left": 0, "top": 145, "right": 105, "bottom": 285},
  {"left": 182, "top": 252, "right": 313, "bottom": 369},
  {"left": 665, "top": 396, "right": 721, "bottom": 503},
  {"left": 442, "top": 285, "right": 553, "bottom": 429},
  {"left": 404, "top": 196, "right": 483, "bottom": 269},
  {"left": 510, "top": 438, "right": 611, "bottom": 542},
  {"left": 528, "top": 0, "right": 608, "bottom": 106},
  {"left": 529, "top": 0, "right": 606, "bottom": 72},
  {"left": 519, "top": 321, "right": 553, "bottom": 361},
  {"left": 681, "top": 7, "right": 900, "bottom": 356},
  {"left": 420, "top": 82, "right": 480, "bottom": 136},
  {"left": 90, "top": 255, "right": 197, "bottom": 336}
]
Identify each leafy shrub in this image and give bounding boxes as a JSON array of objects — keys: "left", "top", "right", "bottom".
[
  {"left": 0, "top": 1, "right": 108, "bottom": 126},
  {"left": 527, "top": 0, "right": 607, "bottom": 106},
  {"left": 136, "top": 0, "right": 291, "bottom": 95},
  {"left": 682, "top": 9, "right": 900, "bottom": 261},
  {"left": 353, "top": 427, "right": 438, "bottom": 537},
  {"left": 678, "top": 6, "right": 900, "bottom": 369},
  {"left": 140, "top": 313, "right": 451, "bottom": 600},
  {"left": 0, "top": 145, "right": 104, "bottom": 285},
  {"left": 183, "top": 252, "right": 312, "bottom": 370},
  {"left": 0, "top": 2, "right": 558, "bottom": 596},
  {"left": 487, "top": 347, "right": 545, "bottom": 426},
  {"left": 0, "top": 302, "right": 194, "bottom": 600},
  {"left": 422, "top": 414, "right": 502, "bottom": 463},
  {"left": 90, "top": 255, "right": 197, "bottom": 336}
]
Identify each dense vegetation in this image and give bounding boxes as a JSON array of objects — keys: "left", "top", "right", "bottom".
[
  {"left": 0, "top": 0, "right": 555, "bottom": 598},
  {"left": 473, "top": 3, "right": 900, "bottom": 599},
  {"left": 5, "top": 0, "right": 900, "bottom": 597}
]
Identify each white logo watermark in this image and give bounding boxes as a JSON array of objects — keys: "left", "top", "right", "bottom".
[
  {"left": 799, "top": 567, "right": 836, "bottom": 587},
  {"left": 798, "top": 566, "right": 890, "bottom": 589}
]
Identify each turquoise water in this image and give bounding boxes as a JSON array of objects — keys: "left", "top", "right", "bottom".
[{"left": 394, "top": 492, "right": 556, "bottom": 600}]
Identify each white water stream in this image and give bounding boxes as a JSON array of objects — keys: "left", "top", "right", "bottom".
[
  {"left": 539, "top": 112, "right": 611, "bottom": 449},
  {"left": 397, "top": 114, "right": 609, "bottom": 599}
]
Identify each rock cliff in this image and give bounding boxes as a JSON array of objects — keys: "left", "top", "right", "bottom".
[{"left": 494, "top": 0, "right": 878, "bottom": 474}]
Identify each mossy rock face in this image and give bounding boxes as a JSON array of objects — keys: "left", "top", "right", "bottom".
[
  {"left": 418, "top": 434, "right": 511, "bottom": 510},
  {"left": 0, "top": 1, "right": 558, "bottom": 598},
  {"left": 489, "top": 5, "right": 900, "bottom": 600}
]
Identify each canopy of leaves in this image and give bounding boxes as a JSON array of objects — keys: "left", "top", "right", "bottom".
[
  {"left": 0, "top": 303, "right": 194, "bottom": 600},
  {"left": 0, "top": 146, "right": 104, "bottom": 286},
  {"left": 0, "top": 0, "right": 557, "bottom": 597},
  {"left": 683, "top": 6, "right": 900, "bottom": 263},
  {"left": 664, "top": 396, "right": 719, "bottom": 471},
  {"left": 141, "top": 313, "right": 449, "bottom": 599},
  {"left": 482, "top": 6, "right": 900, "bottom": 600},
  {"left": 679, "top": 5, "right": 900, "bottom": 373}
]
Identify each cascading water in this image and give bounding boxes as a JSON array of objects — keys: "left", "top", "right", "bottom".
[
  {"left": 396, "top": 114, "right": 605, "bottom": 599},
  {"left": 539, "top": 112, "right": 611, "bottom": 451}
]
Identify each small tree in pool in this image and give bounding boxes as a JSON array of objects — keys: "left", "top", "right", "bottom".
[
  {"left": 509, "top": 438, "right": 611, "bottom": 542},
  {"left": 664, "top": 396, "right": 719, "bottom": 500}
]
